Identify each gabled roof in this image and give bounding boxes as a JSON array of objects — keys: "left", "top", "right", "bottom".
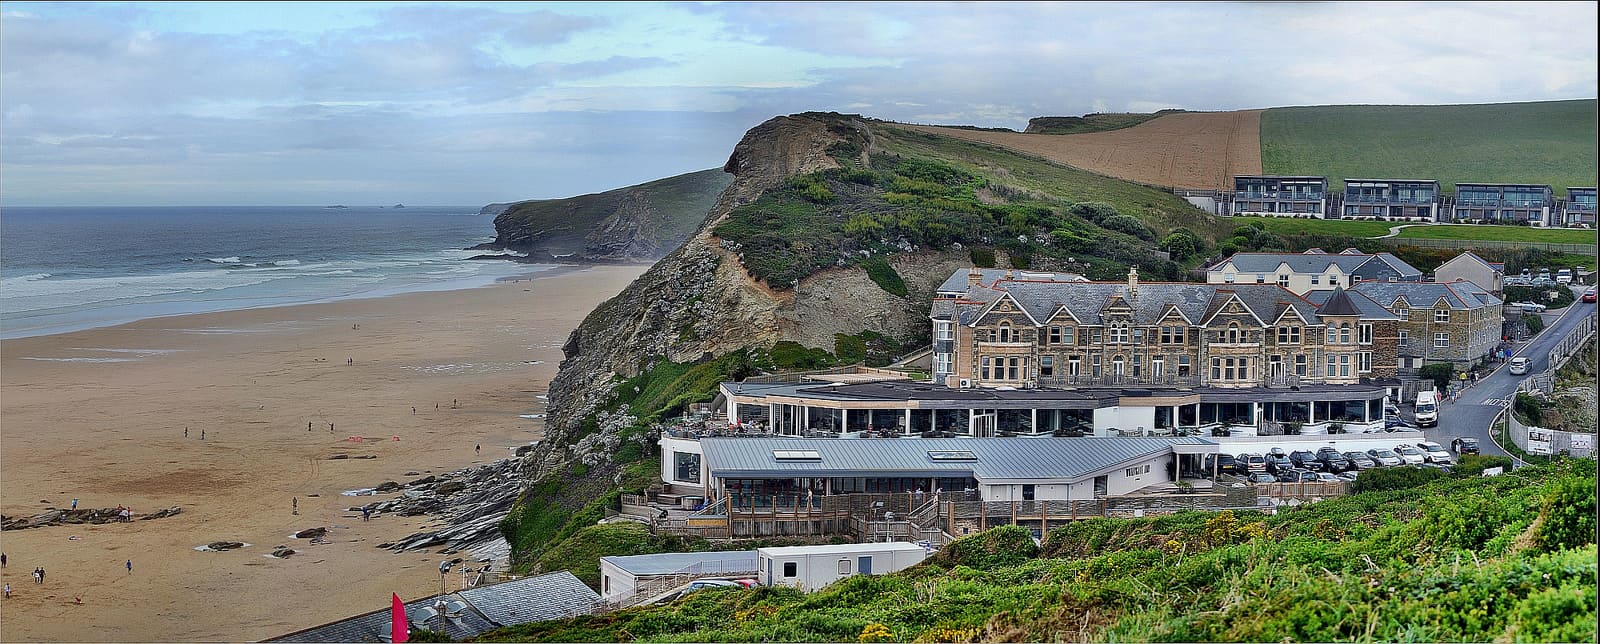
[
  {"left": 1303, "top": 290, "right": 1401, "bottom": 320},
  {"left": 1439, "top": 251, "right": 1503, "bottom": 274},
  {"left": 1351, "top": 281, "right": 1501, "bottom": 311},
  {"left": 700, "top": 437, "right": 1212, "bottom": 483},
  {"left": 1372, "top": 253, "right": 1424, "bottom": 277},
  {"left": 952, "top": 281, "right": 1328, "bottom": 328},
  {"left": 1211, "top": 251, "right": 1420, "bottom": 278}
]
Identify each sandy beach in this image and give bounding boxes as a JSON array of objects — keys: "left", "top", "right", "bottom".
[{"left": 0, "top": 264, "right": 646, "bottom": 642}]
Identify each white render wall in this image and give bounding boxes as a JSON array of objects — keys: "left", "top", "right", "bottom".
[{"left": 1093, "top": 405, "right": 1156, "bottom": 436}]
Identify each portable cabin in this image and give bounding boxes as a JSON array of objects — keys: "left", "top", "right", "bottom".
[{"left": 756, "top": 542, "right": 928, "bottom": 592}]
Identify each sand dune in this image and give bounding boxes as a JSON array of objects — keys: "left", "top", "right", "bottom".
[
  {"left": 0, "top": 265, "right": 646, "bottom": 642},
  {"left": 907, "top": 110, "right": 1264, "bottom": 190}
]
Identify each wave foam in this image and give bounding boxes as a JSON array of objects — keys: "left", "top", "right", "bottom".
[
  {"left": 20, "top": 356, "right": 138, "bottom": 363},
  {"left": 206, "top": 256, "right": 243, "bottom": 264}
]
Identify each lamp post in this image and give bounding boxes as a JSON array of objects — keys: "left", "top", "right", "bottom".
[
  {"left": 869, "top": 502, "right": 883, "bottom": 543},
  {"left": 436, "top": 560, "right": 453, "bottom": 637}
]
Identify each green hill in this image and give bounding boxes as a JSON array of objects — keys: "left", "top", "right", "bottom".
[
  {"left": 478, "top": 459, "right": 1596, "bottom": 643},
  {"left": 486, "top": 168, "right": 732, "bottom": 261},
  {"left": 1260, "top": 100, "right": 1599, "bottom": 196}
]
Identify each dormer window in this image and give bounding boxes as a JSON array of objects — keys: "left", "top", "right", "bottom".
[
  {"left": 1397, "top": 307, "right": 1409, "bottom": 321},
  {"left": 1434, "top": 308, "right": 1450, "bottom": 323}
]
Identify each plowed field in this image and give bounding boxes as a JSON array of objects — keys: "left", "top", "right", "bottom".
[{"left": 908, "top": 110, "right": 1262, "bottom": 191}]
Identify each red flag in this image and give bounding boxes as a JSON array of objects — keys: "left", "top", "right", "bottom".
[{"left": 391, "top": 593, "right": 409, "bottom": 643}]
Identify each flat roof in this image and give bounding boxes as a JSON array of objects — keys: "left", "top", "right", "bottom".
[
  {"left": 601, "top": 551, "right": 757, "bottom": 576},
  {"left": 725, "top": 380, "right": 1390, "bottom": 407},
  {"left": 757, "top": 542, "right": 928, "bottom": 557}
]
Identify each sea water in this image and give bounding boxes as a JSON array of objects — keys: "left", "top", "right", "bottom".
[{"left": 0, "top": 206, "right": 545, "bottom": 339}]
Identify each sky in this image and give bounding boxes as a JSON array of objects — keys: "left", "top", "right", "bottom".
[{"left": 1, "top": 2, "right": 1595, "bottom": 206}]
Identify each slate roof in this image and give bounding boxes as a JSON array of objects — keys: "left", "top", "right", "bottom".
[
  {"left": 1351, "top": 281, "right": 1502, "bottom": 310},
  {"left": 601, "top": 551, "right": 758, "bottom": 577},
  {"left": 700, "top": 437, "right": 1211, "bottom": 483},
  {"left": 942, "top": 280, "right": 1323, "bottom": 328},
  {"left": 1440, "top": 251, "right": 1503, "bottom": 273},
  {"left": 936, "top": 268, "right": 1086, "bottom": 294},
  {"left": 1218, "top": 252, "right": 1373, "bottom": 274},
  {"left": 1372, "top": 253, "right": 1424, "bottom": 277},
  {"left": 1303, "top": 290, "right": 1401, "bottom": 320},
  {"left": 269, "top": 571, "right": 597, "bottom": 643},
  {"left": 1315, "top": 288, "right": 1363, "bottom": 316}
]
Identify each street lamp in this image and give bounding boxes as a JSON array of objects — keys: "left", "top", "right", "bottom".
[
  {"left": 436, "top": 560, "right": 453, "bottom": 637},
  {"left": 870, "top": 502, "right": 884, "bottom": 542}
]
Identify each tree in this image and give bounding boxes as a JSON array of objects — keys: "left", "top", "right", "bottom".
[{"left": 1417, "top": 363, "right": 1455, "bottom": 391}]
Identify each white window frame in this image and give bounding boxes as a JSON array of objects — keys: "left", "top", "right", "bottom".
[
  {"left": 1398, "top": 330, "right": 1409, "bottom": 347},
  {"left": 935, "top": 321, "right": 954, "bottom": 341},
  {"left": 1359, "top": 323, "right": 1372, "bottom": 345},
  {"left": 1434, "top": 332, "right": 1450, "bottom": 348},
  {"left": 1358, "top": 351, "right": 1372, "bottom": 373},
  {"left": 1434, "top": 308, "right": 1450, "bottom": 323},
  {"left": 934, "top": 353, "right": 953, "bottom": 375},
  {"left": 1397, "top": 308, "right": 1409, "bottom": 321}
]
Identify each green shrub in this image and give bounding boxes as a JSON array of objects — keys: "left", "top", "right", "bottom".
[
  {"left": 933, "top": 525, "right": 1038, "bottom": 570},
  {"left": 1524, "top": 314, "right": 1546, "bottom": 334},
  {"left": 1351, "top": 466, "right": 1446, "bottom": 493},
  {"left": 769, "top": 341, "right": 837, "bottom": 370},
  {"left": 1536, "top": 474, "right": 1598, "bottom": 552},
  {"left": 861, "top": 256, "right": 908, "bottom": 297},
  {"left": 1454, "top": 454, "right": 1514, "bottom": 477},
  {"left": 969, "top": 247, "right": 996, "bottom": 268},
  {"left": 1514, "top": 392, "right": 1544, "bottom": 426},
  {"left": 1417, "top": 363, "right": 1456, "bottom": 391}
]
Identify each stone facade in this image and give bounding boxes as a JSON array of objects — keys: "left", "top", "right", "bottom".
[
  {"left": 1351, "top": 281, "right": 1504, "bottom": 368},
  {"left": 933, "top": 268, "right": 1400, "bottom": 389}
]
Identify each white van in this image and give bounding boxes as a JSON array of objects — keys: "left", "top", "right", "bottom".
[
  {"left": 1557, "top": 269, "right": 1573, "bottom": 284},
  {"left": 1414, "top": 390, "right": 1439, "bottom": 427},
  {"left": 1509, "top": 357, "right": 1530, "bottom": 375}
]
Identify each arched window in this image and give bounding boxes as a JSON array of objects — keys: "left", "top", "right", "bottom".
[
  {"left": 1112, "top": 356, "right": 1125, "bottom": 376},
  {"left": 1227, "top": 323, "right": 1241, "bottom": 344},
  {"left": 1339, "top": 323, "right": 1351, "bottom": 344},
  {"left": 997, "top": 321, "right": 1011, "bottom": 343}
]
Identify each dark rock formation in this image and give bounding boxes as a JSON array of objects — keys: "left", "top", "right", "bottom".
[
  {"left": 293, "top": 527, "right": 327, "bottom": 540},
  {"left": 206, "top": 541, "right": 245, "bottom": 551},
  {"left": 1, "top": 506, "right": 181, "bottom": 530},
  {"left": 365, "top": 459, "right": 521, "bottom": 554}
]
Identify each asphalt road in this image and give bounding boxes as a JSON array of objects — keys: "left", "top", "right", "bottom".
[{"left": 1423, "top": 285, "right": 1595, "bottom": 464}]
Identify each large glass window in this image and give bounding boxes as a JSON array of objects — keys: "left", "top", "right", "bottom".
[
  {"left": 1062, "top": 326, "right": 1075, "bottom": 345},
  {"left": 934, "top": 353, "right": 953, "bottom": 375},
  {"left": 1278, "top": 326, "right": 1301, "bottom": 344},
  {"left": 1040, "top": 356, "right": 1054, "bottom": 377},
  {"left": 1178, "top": 355, "right": 1191, "bottom": 377},
  {"left": 674, "top": 451, "right": 701, "bottom": 483},
  {"left": 935, "top": 321, "right": 954, "bottom": 341}
]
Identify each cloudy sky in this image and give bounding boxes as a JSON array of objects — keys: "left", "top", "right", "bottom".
[{"left": 2, "top": 2, "right": 1595, "bottom": 206}]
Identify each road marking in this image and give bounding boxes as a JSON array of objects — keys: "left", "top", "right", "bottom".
[{"left": 1485, "top": 398, "right": 1511, "bottom": 407}]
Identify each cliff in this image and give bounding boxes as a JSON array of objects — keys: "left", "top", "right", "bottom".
[
  {"left": 480, "top": 169, "right": 732, "bottom": 262},
  {"left": 539, "top": 111, "right": 1223, "bottom": 446}
]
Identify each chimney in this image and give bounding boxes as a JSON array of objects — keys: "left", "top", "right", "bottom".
[
  {"left": 1004, "top": 268, "right": 1014, "bottom": 281},
  {"left": 967, "top": 267, "right": 983, "bottom": 287},
  {"left": 1127, "top": 266, "right": 1139, "bottom": 297}
]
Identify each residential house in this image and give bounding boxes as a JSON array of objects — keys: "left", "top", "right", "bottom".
[
  {"left": 1231, "top": 176, "right": 1328, "bottom": 218},
  {"left": 1350, "top": 281, "right": 1504, "bottom": 369},
  {"left": 1433, "top": 251, "right": 1504, "bottom": 294},
  {"left": 1340, "top": 179, "right": 1441, "bottom": 221},
  {"left": 1563, "top": 187, "right": 1596, "bottom": 227},
  {"left": 1452, "top": 183, "right": 1555, "bottom": 226},
  {"left": 1205, "top": 249, "right": 1422, "bottom": 295}
]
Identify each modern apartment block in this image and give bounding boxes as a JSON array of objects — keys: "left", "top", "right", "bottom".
[
  {"left": 1340, "top": 179, "right": 1440, "bottom": 221},
  {"left": 1562, "top": 187, "right": 1596, "bottom": 228},
  {"left": 1205, "top": 249, "right": 1422, "bottom": 296},
  {"left": 1452, "top": 183, "right": 1555, "bottom": 226},
  {"left": 1230, "top": 176, "right": 1328, "bottom": 218}
]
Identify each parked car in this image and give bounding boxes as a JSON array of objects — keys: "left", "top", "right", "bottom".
[
  {"left": 1247, "top": 472, "right": 1278, "bottom": 484},
  {"left": 1314, "top": 472, "right": 1343, "bottom": 483},
  {"left": 1335, "top": 471, "right": 1360, "bottom": 482},
  {"left": 1394, "top": 444, "right": 1428, "bottom": 465},
  {"left": 1513, "top": 301, "right": 1547, "bottom": 313},
  {"left": 1509, "top": 357, "right": 1530, "bottom": 375},
  {"left": 1452, "top": 437, "right": 1481, "bottom": 455},
  {"left": 1417, "top": 441, "right": 1453, "bottom": 464},
  {"left": 1315, "top": 447, "right": 1353, "bottom": 473},
  {"left": 732, "top": 578, "right": 759, "bottom": 588},
  {"left": 1385, "top": 417, "right": 1418, "bottom": 431},
  {"left": 1343, "top": 451, "right": 1378, "bottom": 470},
  {"left": 1367, "top": 448, "right": 1404, "bottom": 467},
  {"left": 1203, "top": 453, "right": 1247, "bottom": 476},
  {"left": 685, "top": 579, "right": 742, "bottom": 593},
  {"left": 1285, "top": 450, "right": 1323, "bottom": 472},
  {"left": 1583, "top": 289, "right": 1597, "bottom": 304},
  {"left": 1557, "top": 268, "right": 1573, "bottom": 284},
  {"left": 1237, "top": 453, "right": 1268, "bottom": 474},
  {"left": 1275, "top": 469, "right": 1301, "bottom": 483},
  {"left": 1421, "top": 462, "right": 1455, "bottom": 475},
  {"left": 1264, "top": 451, "right": 1293, "bottom": 473}
]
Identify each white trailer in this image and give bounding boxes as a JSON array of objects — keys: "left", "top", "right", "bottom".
[{"left": 756, "top": 542, "right": 928, "bottom": 592}]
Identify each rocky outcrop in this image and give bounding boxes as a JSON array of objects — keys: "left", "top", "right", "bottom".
[
  {"left": 540, "top": 113, "right": 967, "bottom": 453},
  {"left": 478, "top": 169, "right": 732, "bottom": 263},
  {"left": 370, "top": 459, "right": 522, "bottom": 554},
  {"left": 1, "top": 506, "right": 181, "bottom": 530}
]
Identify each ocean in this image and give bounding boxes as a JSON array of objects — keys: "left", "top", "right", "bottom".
[{"left": 0, "top": 206, "right": 545, "bottom": 339}]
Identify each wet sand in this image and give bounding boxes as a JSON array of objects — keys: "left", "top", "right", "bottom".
[{"left": 0, "top": 264, "right": 646, "bottom": 642}]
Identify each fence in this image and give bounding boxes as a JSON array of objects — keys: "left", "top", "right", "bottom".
[
  {"left": 1382, "top": 237, "right": 1597, "bottom": 256},
  {"left": 1546, "top": 313, "right": 1598, "bottom": 373}
]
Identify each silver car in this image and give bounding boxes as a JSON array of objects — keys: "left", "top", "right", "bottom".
[
  {"left": 1394, "top": 445, "right": 1428, "bottom": 465},
  {"left": 1367, "top": 448, "right": 1403, "bottom": 466}
]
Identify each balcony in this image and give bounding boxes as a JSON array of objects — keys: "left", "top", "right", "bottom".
[
  {"left": 1040, "top": 374, "right": 1203, "bottom": 388},
  {"left": 1235, "top": 192, "right": 1324, "bottom": 202}
]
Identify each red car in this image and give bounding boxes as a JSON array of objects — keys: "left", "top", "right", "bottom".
[{"left": 1584, "top": 289, "right": 1597, "bottom": 303}]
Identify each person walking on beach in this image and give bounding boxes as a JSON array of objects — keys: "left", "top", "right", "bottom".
[
  {"left": 126, "top": 559, "right": 132, "bottom": 574},
  {"left": 200, "top": 429, "right": 205, "bottom": 440},
  {"left": 292, "top": 497, "right": 298, "bottom": 515},
  {"left": 361, "top": 507, "right": 371, "bottom": 522},
  {"left": 412, "top": 407, "right": 416, "bottom": 414},
  {"left": 2, "top": 551, "right": 7, "bottom": 567},
  {"left": 4, "top": 582, "right": 11, "bottom": 598},
  {"left": 308, "top": 421, "right": 313, "bottom": 432},
  {"left": 71, "top": 498, "right": 78, "bottom": 510},
  {"left": 184, "top": 427, "right": 189, "bottom": 438},
  {"left": 475, "top": 444, "right": 480, "bottom": 455}
]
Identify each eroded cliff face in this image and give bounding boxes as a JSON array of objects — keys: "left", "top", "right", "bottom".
[
  {"left": 484, "top": 169, "right": 731, "bottom": 262},
  {"left": 540, "top": 113, "right": 967, "bottom": 451}
]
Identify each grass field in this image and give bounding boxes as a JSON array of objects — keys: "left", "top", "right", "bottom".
[
  {"left": 1233, "top": 216, "right": 1599, "bottom": 244},
  {"left": 1261, "top": 100, "right": 1598, "bottom": 196},
  {"left": 1395, "top": 224, "right": 1599, "bottom": 244}
]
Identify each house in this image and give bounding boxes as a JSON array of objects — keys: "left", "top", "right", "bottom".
[
  {"left": 1339, "top": 179, "right": 1440, "bottom": 221},
  {"left": 599, "top": 551, "right": 757, "bottom": 604},
  {"left": 1563, "top": 187, "right": 1597, "bottom": 227},
  {"left": 757, "top": 543, "right": 928, "bottom": 592},
  {"left": 269, "top": 571, "right": 599, "bottom": 642},
  {"left": 1433, "top": 251, "right": 1504, "bottom": 294},
  {"left": 1205, "top": 249, "right": 1422, "bottom": 295},
  {"left": 1452, "top": 183, "right": 1555, "bottom": 226},
  {"left": 1230, "top": 176, "right": 1328, "bottom": 218},
  {"left": 1350, "top": 281, "right": 1504, "bottom": 369}
]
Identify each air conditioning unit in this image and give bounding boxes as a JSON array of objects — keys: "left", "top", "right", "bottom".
[{"left": 959, "top": 378, "right": 972, "bottom": 389}]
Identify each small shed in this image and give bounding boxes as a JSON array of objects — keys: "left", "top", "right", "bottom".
[
  {"left": 599, "top": 550, "right": 757, "bottom": 603},
  {"left": 756, "top": 542, "right": 927, "bottom": 592}
]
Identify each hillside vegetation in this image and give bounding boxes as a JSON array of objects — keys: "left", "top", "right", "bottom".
[
  {"left": 1261, "top": 100, "right": 1599, "bottom": 196},
  {"left": 479, "top": 460, "right": 1597, "bottom": 643},
  {"left": 712, "top": 119, "right": 1228, "bottom": 290},
  {"left": 488, "top": 169, "right": 732, "bottom": 261},
  {"left": 1024, "top": 110, "right": 1185, "bottom": 134}
]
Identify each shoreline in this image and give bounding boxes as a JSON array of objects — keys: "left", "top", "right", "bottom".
[{"left": 0, "top": 263, "right": 646, "bottom": 642}]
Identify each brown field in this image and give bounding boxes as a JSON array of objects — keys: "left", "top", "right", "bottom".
[{"left": 907, "top": 110, "right": 1263, "bottom": 190}]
